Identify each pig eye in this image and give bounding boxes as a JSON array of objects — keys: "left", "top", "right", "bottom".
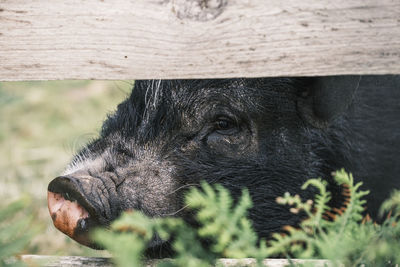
[{"left": 214, "top": 117, "right": 237, "bottom": 134}]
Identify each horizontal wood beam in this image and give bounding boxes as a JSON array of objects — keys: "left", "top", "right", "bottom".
[
  {"left": 20, "top": 255, "right": 331, "bottom": 266},
  {"left": 1, "top": 0, "right": 399, "bottom": 81}
]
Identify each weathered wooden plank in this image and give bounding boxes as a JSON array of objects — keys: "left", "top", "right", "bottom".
[
  {"left": 21, "top": 255, "right": 113, "bottom": 267},
  {"left": 20, "top": 255, "right": 333, "bottom": 267},
  {"left": 0, "top": 0, "right": 399, "bottom": 81}
]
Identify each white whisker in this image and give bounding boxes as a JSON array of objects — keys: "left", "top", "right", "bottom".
[
  {"left": 162, "top": 204, "right": 189, "bottom": 216},
  {"left": 166, "top": 183, "right": 200, "bottom": 196}
]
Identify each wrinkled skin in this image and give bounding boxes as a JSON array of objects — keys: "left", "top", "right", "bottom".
[{"left": 48, "top": 76, "right": 400, "bottom": 254}]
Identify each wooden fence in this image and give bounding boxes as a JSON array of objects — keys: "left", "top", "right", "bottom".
[
  {"left": 1, "top": 0, "right": 399, "bottom": 81},
  {"left": 21, "top": 255, "right": 333, "bottom": 267}
]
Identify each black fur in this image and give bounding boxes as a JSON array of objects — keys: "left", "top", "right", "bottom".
[{"left": 56, "top": 75, "right": 400, "bottom": 253}]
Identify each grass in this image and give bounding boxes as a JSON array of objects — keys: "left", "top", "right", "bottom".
[{"left": 0, "top": 80, "right": 132, "bottom": 256}]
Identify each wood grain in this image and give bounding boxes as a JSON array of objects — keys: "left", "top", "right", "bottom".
[
  {"left": 20, "top": 255, "right": 333, "bottom": 266},
  {"left": 0, "top": 0, "right": 399, "bottom": 81}
]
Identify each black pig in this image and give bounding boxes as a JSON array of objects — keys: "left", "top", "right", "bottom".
[{"left": 47, "top": 76, "right": 400, "bottom": 251}]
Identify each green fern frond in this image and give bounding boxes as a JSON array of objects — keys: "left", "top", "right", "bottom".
[
  {"left": 185, "top": 182, "right": 266, "bottom": 261},
  {"left": 301, "top": 178, "right": 331, "bottom": 230},
  {"left": 331, "top": 169, "right": 369, "bottom": 239},
  {"left": 379, "top": 189, "right": 400, "bottom": 218},
  {"left": 269, "top": 169, "right": 374, "bottom": 265},
  {"left": 95, "top": 169, "right": 400, "bottom": 266}
]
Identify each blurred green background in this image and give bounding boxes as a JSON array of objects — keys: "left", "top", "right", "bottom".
[{"left": 0, "top": 80, "right": 133, "bottom": 256}]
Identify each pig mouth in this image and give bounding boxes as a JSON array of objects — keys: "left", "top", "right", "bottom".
[
  {"left": 47, "top": 176, "right": 102, "bottom": 249},
  {"left": 47, "top": 176, "right": 174, "bottom": 255}
]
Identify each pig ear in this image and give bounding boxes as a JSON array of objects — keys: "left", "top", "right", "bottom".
[{"left": 297, "top": 75, "right": 361, "bottom": 128}]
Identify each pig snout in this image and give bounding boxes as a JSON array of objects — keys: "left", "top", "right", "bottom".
[{"left": 47, "top": 175, "right": 114, "bottom": 248}]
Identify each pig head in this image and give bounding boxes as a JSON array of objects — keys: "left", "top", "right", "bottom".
[{"left": 48, "top": 77, "right": 366, "bottom": 248}]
